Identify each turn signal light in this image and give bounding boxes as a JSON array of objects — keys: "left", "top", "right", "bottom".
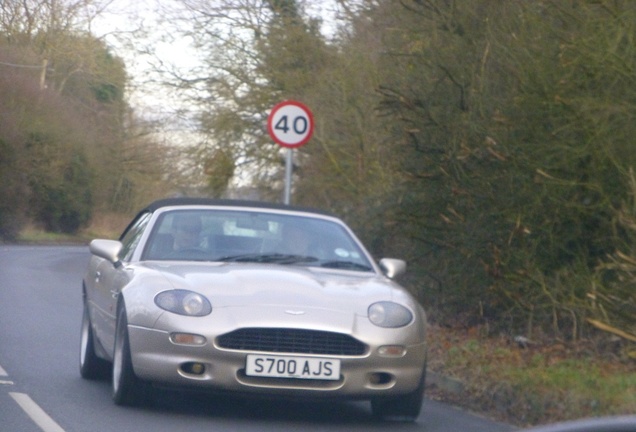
[
  {"left": 170, "top": 333, "right": 206, "bottom": 346},
  {"left": 378, "top": 345, "right": 406, "bottom": 357}
]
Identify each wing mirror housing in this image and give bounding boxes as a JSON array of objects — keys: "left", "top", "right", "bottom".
[
  {"left": 379, "top": 258, "right": 406, "bottom": 279},
  {"left": 89, "top": 239, "right": 123, "bottom": 267}
]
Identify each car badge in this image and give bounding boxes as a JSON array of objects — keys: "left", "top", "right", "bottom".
[{"left": 285, "top": 310, "right": 306, "bottom": 315}]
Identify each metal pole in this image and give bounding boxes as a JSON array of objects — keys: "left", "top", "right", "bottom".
[
  {"left": 284, "top": 148, "right": 293, "bottom": 205},
  {"left": 39, "top": 59, "right": 48, "bottom": 90}
]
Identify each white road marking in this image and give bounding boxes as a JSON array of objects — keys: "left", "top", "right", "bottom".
[
  {"left": 0, "top": 365, "right": 12, "bottom": 384},
  {"left": 9, "top": 392, "right": 65, "bottom": 432}
]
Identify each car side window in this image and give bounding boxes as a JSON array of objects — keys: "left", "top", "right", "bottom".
[{"left": 119, "top": 212, "right": 152, "bottom": 262}]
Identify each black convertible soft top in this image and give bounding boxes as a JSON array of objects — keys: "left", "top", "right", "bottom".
[{"left": 142, "top": 197, "right": 335, "bottom": 217}]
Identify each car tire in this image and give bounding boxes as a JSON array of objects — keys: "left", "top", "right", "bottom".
[
  {"left": 371, "top": 366, "right": 426, "bottom": 422},
  {"left": 112, "top": 302, "right": 147, "bottom": 406},
  {"left": 79, "top": 298, "right": 110, "bottom": 380}
]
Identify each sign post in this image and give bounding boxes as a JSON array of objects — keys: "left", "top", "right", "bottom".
[{"left": 267, "top": 100, "right": 314, "bottom": 205}]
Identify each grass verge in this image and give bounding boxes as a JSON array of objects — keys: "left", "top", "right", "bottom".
[
  {"left": 427, "top": 325, "right": 636, "bottom": 427},
  {"left": 17, "top": 225, "right": 90, "bottom": 244},
  {"left": 16, "top": 213, "right": 131, "bottom": 244}
]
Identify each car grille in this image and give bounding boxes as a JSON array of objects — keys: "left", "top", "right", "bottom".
[{"left": 216, "top": 328, "right": 367, "bottom": 356}]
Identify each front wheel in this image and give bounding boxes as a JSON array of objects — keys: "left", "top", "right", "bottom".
[
  {"left": 112, "top": 302, "right": 148, "bottom": 406},
  {"left": 371, "top": 367, "right": 426, "bottom": 422},
  {"left": 79, "top": 298, "right": 109, "bottom": 380}
]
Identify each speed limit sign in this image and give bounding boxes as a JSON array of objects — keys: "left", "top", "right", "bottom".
[{"left": 267, "top": 100, "right": 314, "bottom": 148}]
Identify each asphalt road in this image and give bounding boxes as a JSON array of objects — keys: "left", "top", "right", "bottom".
[{"left": 0, "top": 245, "right": 515, "bottom": 432}]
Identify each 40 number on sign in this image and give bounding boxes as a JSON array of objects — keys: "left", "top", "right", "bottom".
[{"left": 267, "top": 100, "right": 314, "bottom": 148}]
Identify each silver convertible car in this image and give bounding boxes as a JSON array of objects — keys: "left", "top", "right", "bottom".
[{"left": 80, "top": 198, "right": 427, "bottom": 420}]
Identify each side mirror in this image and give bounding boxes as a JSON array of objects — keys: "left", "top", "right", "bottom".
[
  {"left": 89, "top": 239, "right": 123, "bottom": 266},
  {"left": 379, "top": 258, "right": 406, "bottom": 279}
]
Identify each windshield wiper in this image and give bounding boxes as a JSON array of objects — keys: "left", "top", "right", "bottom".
[
  {"left": 217, "top": 253, "right": 320, "bottom": 265},
  {"left": 320, "top": 260, "right": 373, "bottom": 271}
]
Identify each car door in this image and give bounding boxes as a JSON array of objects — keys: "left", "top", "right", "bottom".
[{"left": 91, "top": 212, "right": 152, "bottom": 357}]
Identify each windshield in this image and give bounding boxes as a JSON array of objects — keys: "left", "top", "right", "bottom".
[{"left": 142, "top": 209, "right": 374, "bottom": 272}]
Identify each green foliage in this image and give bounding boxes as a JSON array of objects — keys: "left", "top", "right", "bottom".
[
  {"left": 28, "top": 139, "right": 93, "bottom": 233},
  {"left": 339, "top": 0, "right": 636, "bottom": 337},
  {"left": 593, "top": 169, "right": 636, "bottom": 339},
  {"left": 0, "top": 48, "right": 39, "bottom": 240},
  {"left": 0, "top": 138, "right": 28, "bottom": 240},
  {"left": 92, "top": 82, "right": 121, "bottom": 103},
  {"left": 203, "top": 148, "right": 236, "bottom": 197}
]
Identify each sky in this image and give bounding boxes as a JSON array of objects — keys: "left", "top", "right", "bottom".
[{"left": 92, "top": 0, "right": 197, "bottom": 122}]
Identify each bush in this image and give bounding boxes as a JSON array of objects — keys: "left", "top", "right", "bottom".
[
  {"left": 30, "top": 150, "right": 93, "bottom": 234},
  {"left": 0, "top": 139, "right": 28, "bottom": 241}
]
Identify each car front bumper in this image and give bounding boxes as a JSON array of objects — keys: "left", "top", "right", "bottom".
[{"left": 128, "top": 324, "right": 427, "bottom": 399}]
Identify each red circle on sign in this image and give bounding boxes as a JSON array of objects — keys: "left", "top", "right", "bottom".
[{"left": 267, "top": 100, "right": 314, "bottom": 148}]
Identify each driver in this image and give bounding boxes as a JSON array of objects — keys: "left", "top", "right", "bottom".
[{"left": 281, "top": 224, "right": 313, "bottom": 256}]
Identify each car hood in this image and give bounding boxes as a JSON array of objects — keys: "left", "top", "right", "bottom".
[{"left": 141, "top": 262, "right": 397, "bottom": 314}]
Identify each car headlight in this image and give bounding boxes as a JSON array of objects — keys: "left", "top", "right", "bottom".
[
  {"left": 155, "top": 290, "right": 212, "bottom": 317},
  {"left": 368, "top": 302, "right": 413, "bottom": 328}
]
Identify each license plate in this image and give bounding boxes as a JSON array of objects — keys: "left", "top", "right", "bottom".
[{"left": 245, "top": 355, "right": 340, "bottom": 381}]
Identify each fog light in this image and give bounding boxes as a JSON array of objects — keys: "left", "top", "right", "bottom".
[
  {"left": 369, "top": 372, "right": 393, "bottom": 385},
  {"left": 170, "top": 333, "right": 206, "bottom": 345},
  {"left": 378, "top": 345, "right": 406, "bottom": 357},
  {"left": 181, "top": 362, "right": 205, "bottom": 375}
]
